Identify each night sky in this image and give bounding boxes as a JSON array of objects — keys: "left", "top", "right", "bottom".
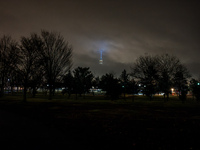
[{"left": 0, "top": 0, "right": 200, "bottom": 77}]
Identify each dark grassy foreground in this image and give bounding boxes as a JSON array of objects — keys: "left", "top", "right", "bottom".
[{"left": 0, "top": 94, "right": 200, "bottom": 150}]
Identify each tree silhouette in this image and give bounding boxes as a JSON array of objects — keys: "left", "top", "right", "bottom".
[
  {"left": 63, "top": 70, "right": 74, "bottom": 98},
  {"left": 157, "top": 54, "right": 180, "bottom": 101},
  {"left": 131, "top": 55, "right": 159, "bottom": 100},
  {"left": 40, "top": 30, "right": 72, "bottom": 100},
  {"left": 0, "top": 35, "right": 19, "bottom": 97},
  {"left": 131, "top": 54, "right": 191, "bottom": 101},
  {"left": 73, "top": 67, "right": 94, "bottom": 99},
  {"left": 190, "top": 78, "right": 200, "bottom": 101},
  {"left": 17, "top": 33, "right": 43, "bottom": 101},
  {"left": 100, "top": 73, "right": 122, "bottom": 100},
  {"left": 173, "top": 64, "right": 190, "bottom": 102},
  {"left": 120, "top": 69, "right": 129, "bottom": 100},
  {"left": 29, "top": 67, "right": 45, "bottom": 98}
]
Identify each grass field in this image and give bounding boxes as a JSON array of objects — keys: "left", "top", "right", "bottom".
[{"left": 0, "top": 94, "right": 200, "bottom": 149}]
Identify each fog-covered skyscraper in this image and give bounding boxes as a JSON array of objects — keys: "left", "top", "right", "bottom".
[{"left": 99, "top": 50, "right": 103, "bottom": 64}]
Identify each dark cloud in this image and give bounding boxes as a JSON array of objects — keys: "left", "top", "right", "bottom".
[
  {"left": 73, "top": 51, "right": 130, "bottom": 77},
  {"left": 0, "top": 0, "right": 200, "bottom": 77},
  {"left": 186, "top": 62, "right": 200, "bottom": 79}
]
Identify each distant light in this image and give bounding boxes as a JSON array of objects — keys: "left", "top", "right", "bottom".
[
  {"left": 99, "top": 50, "right": 103, "bottom": 64},
  {"left": 122, "top": 85, "right": 125, "bottom": 88},
  {"left": 198, "top": 83, "right": 200, "bottom": 85},
  {"left": 99, "top": 60, "right": 103, "bottom": 64}
]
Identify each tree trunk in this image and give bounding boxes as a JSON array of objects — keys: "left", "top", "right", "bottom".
[
  {"left": 123, "top": 92, "right": 126, "bottom": 100},
  {"left": 49, "top": 85, "right": 52, "bottom": 100},
  {"left": 68, "top": 91, "right": 71, "bottom": 99},
  {"left": 53, "top": 87, "right": 55, "bottom": 96},
  {"left": 132, "top": 95, "right": 134, "bottom": 102},
  {"left": 23, "top": 85, "right": 27, "bottom": 102},
  {"left": 149, "top": 94, "right": 153, "bottom": 101},
  {"left": 0, "top": 76, "right": 5, "bottom": 97},
  {"left": 11, "top": 85, "right": 14, "bottom": 95},
  {"left": 32, "top": 87, "right": 37, "bottom": 98},
  {"left": 166, "top": 93, "right": 169, "bottom": 101}
]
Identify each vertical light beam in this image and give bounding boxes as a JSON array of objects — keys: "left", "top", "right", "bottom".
[{"left": 99, "top": 50, "right": 103, "bottom": 64}]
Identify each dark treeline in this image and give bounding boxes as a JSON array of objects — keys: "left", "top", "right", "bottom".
[
  {"left": 132, "top": 54, "right": 191, "bottom": 102},
  {"left": 0, "top": 30, "right": 200, "bottom": 102},
  {"left": 0, "top": 30, "right": 72, "bottom": 101}
]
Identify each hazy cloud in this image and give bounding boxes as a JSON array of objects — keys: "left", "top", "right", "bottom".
[{"left": 0, "top": 0, "right": 200, "bottom": 77}]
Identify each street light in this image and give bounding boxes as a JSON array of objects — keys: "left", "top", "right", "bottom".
[{"left": 171, "top": 88, "right": 174, "bottom": 94}]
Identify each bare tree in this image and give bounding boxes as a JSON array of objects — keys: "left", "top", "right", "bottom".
[
  {"left": 173, "top": 63, "right": 190, "bottom": 102},
  {"left": 40, "top": 30, "right": 72, "bottom": 100},
  {"left": 158, "top": 54, "right": 190, "bottom": 102},
  {"left": 131, "top": 53, "right": 191, "bottom": 101},
  {"left": 17, "top": 33, "right": 43, "bottom": 102},
  {"left": 0, "top": 35, "right": 19, "bottom": 96},
  {"left": 131, "top": 54, "right": 159, "bottom": 100},
  {"left": 157, "top": 54, "right": 180, "bottom": 101}
]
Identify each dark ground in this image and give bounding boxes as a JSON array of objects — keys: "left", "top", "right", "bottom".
[{"left": 0, "top": 97, "right": 200, "bottom": 150}]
